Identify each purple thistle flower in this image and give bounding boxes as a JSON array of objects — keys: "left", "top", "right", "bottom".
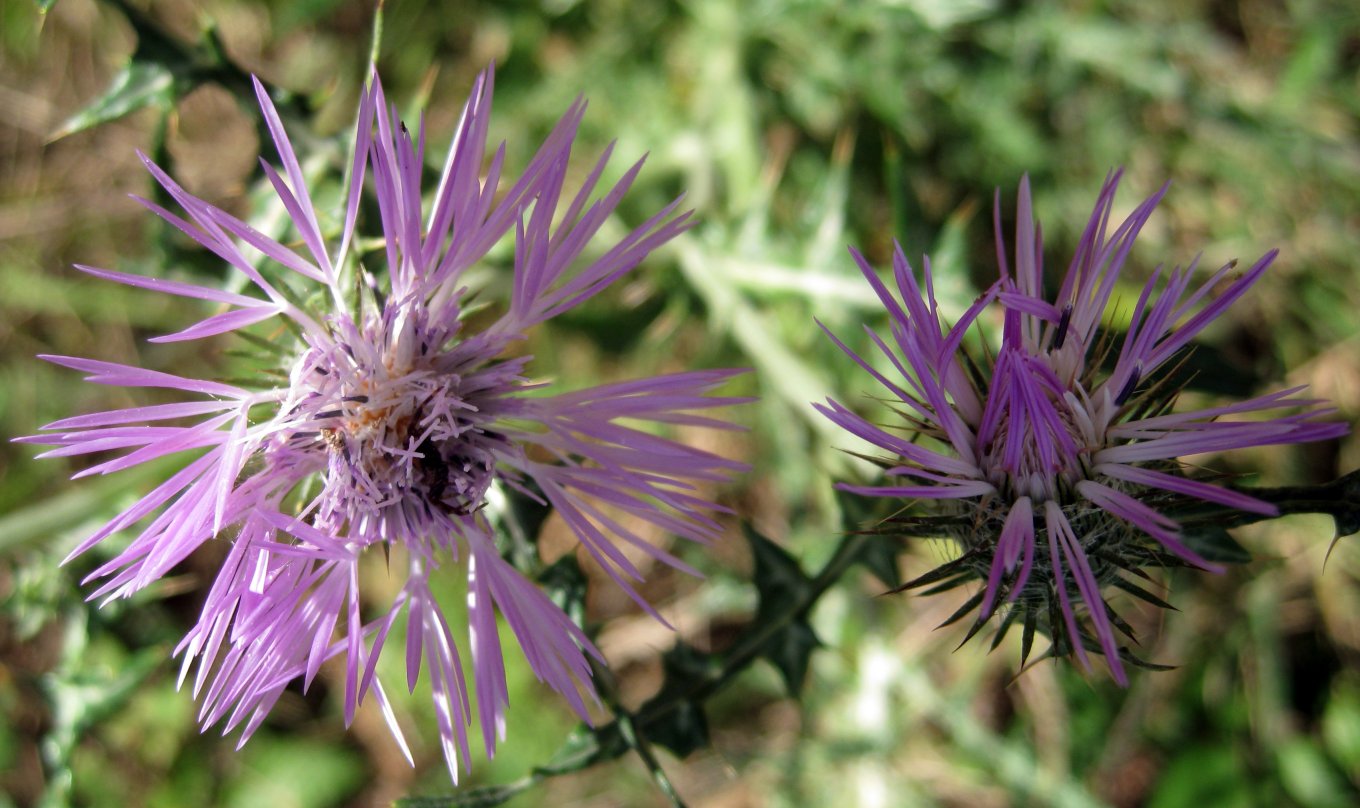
[
  {"left": 819, "top": 171, "right": 1346, "bottom": 684},
  {"left": 23, "top": 68, "right": 748, "bottom": 780}
]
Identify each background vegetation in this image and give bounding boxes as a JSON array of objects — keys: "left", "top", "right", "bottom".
[{"left": 2, "top": 0, "right": 1359, "bottom": 805}]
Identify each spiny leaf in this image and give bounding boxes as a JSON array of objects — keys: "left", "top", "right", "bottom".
[
  {"left": 1019, "top": 608, "right": 1037, "bottom": 667},
  {"left": 641, "top": 698, "right": 710, "bottom": 759},
  {"left": 1169, "top": 470, "right": 1360, "bottom": 541},
  {"left": 745, "top": 527, "right": 825, "bottom": 694},
  {"left": 937, "top": 588, "right": 986, "bottom": 629},
  {"left": 837, "top": 486, "right": 907, "bottom": 587},
  {"left": 636, "top": 642, "right": 715, "bottom": 757},
  {"left": 765, "top": 618, "right": 821, "bottom": 694},
  {"left": 395, "top": 783, "right": 535, "bottom": 808},
  {"left": 1180, "top": 525, "right": 1252, "bottom": 565},
  {"left": 892, "top": 550, "right": 980, "bottom": 593},
  {"left": 874, "top": 513, "right": 970, "bottom": 537},
  {"left": 1104, "top": 604, "right": 1140, "bottom": 644},
  {"left": 854, "top": 535, "right": 904, "bottom": 589},
  {"left": 746, "top": 526, "right": 813, "bottom": 616},
  {"left": 989, "top": 608, "right": 1021, "bottom": 651},
  {"left": 917, "top": 572, "right": 980, "bottom": 597},
  {"left": 1110, "top": 575, "right": 1176, "bottom": 611},
  {"left": 634, "top": 641, "right": 717, "bottom": 758},
  {"left": 953, "top": 613, "right": 991, "bottom": 651},
  {"left": 1116, "top": 646, "right": 1177, "bottom": 672}
]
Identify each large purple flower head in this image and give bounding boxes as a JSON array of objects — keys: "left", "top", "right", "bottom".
[
  {"left": 25, "top": 68, "right": 748, "bottom": 780},
  {"left": 819, "top": 172, "right": 1346, "bottom": 684}
]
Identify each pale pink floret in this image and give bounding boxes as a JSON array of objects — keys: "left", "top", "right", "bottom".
[{"left": 25, "top": 68, "right": 748, "bottom": 782}]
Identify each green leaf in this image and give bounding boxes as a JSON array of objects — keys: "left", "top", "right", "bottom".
[
  {"left": 641, "top": 698, "right": 710, "bottom": 759},
  {"left": 38, "top": 609, "right": 166, "bottom": 805},
  {"left": 656, "top": 640, "right": 717, "bottom": 690},
  {"left": 636, "top": 642, "right": 716, "bottom": 758},
  {"left": 1170, "top": 470, "right": 1360, "bottom": 543},
  {"left": 541, "top": 725, "right": 613, "bottom": 774},
  {"left": 1322, "top": 677, "right": 1360, "bottom": 778},
  {"left": 745, "top": 527, "right": 823, "bottom": 694},
  {"left": 50, "top": 61, "right": 174, "bottom": 140},
  {"left": 1327, "top": 470, "right": 1360, "bottom": 539},
  {"left": 837, "top": 489, "right": 905, "bottom": 589},
  {"left": 763, "top": 618, "right": 821, "bottom": 694},
  {"left": 853, "top": 536, "right": 904, "bottom": 590},
  {"left": 1148, "top": 744, "right": 1254, "bottom": 808},
  {"left": 746, "top": 527, "right": 813, "bottom": 617},
  {"left": 1179, "top": 525, "right": 1252, "bottom": 565},
  {"left": 1276, "top": 738, "right": 1352, "bottom": 808},
  {"left": 396, "top": 784, "right": 534, "bottom": 808},
  {"left": 223, "top": 735, "right": 365, "bottom": 808},
  {"left": 537, "top": 554, "right": 589, "bottom": 628}
]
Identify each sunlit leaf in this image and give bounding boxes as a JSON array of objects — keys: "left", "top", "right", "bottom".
[
  {"left": 1276, "top": 738, "right": 1352, "bottom": 808},
  {"left": 49, "top": 61, "right": 173, "bottom": 141},
  {"left": 1322, "top": 677, "right": 1360, "bottom": 779}
]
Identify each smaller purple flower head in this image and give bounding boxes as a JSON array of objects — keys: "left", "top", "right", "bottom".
[
  {"left": 23, "top": 68, "right": 749, "bottom": 781},
  {"left": 818, "top": 171, "right": 1346, "bottom": 684}
]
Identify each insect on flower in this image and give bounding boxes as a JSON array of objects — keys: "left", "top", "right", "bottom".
[
  {"left": 23, "top": 68, "right": 749, "bottom": 781},
  {"left": 818, "top": 171, "right": 1346, "bottom": 684}
]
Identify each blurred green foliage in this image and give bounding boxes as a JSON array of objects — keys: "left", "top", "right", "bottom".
[{"left": 3, "top": 0, "right": 1359, "bottom": 806}]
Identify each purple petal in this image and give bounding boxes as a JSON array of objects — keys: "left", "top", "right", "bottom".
[
  {"left": 1076, "top": 480, "right": 1223, "bottom": 572},
  {"left": 40, "top": 355, "right": 248, "bottom": 398},
  {"left": 149, "top": 304, "right": 282, "bottom": 343},
  {"left": 1094, "top": 462, "right": 1276, "bottom": 516}
]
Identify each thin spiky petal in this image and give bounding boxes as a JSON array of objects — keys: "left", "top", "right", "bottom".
[
  {"left": 26, "top": 66, "right": 747, "bottom": 781},
  {"left": 821, "top": 171, "right": 1345, "bottom": 682}
]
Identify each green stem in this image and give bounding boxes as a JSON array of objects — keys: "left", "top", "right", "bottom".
[
  {"left": 1172, "top": 469, "right": 1360, "bottom": 535},
  {"left": 640, "top": 531, "right": 869, "bottom": 718}
]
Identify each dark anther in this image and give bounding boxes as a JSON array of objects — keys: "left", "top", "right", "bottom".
[
  {"left": 315, "top": 409, "right": 344, "bottom": 420},
  {"left": 1053, "top": 304, "right": 1072, "bottom": 350},
  {"left": 342, "top": 395, "right": 369, "bottom": 404},
  {"left": 1114, "top": 366, "right": 1141, "bottom": 406}
]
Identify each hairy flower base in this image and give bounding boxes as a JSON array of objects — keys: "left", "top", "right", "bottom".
[
  {"left": 916, "top": 479, "right": 1194, "bottom": 663},
  {"left": 823, "top": 171, "right": 1346, "bottom": 684}
]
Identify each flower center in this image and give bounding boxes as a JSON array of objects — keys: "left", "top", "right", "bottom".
[
  {"left": 975, "top": 347, "right": 1090, "bottom": 501},
  {"left": 274, "top": 312, "right": 515, "bottom": 543}
]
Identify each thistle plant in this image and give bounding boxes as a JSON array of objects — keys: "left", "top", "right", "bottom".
[
  {"left": 819, "top": 172, "right": 1347, "bottom": 683},
  {"left": 23, "top": 68, "right": 748, "bottom": 781}
]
